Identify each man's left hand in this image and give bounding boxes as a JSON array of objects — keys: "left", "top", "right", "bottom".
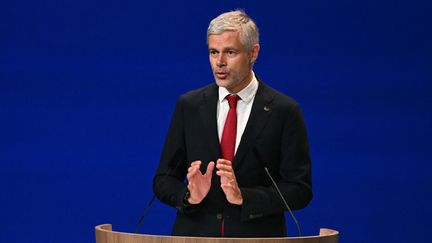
[{"left": 216, "top": 159, "right": 243, "bottom": 205}]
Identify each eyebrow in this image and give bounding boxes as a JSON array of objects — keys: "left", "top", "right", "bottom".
[{"left": 208, "top": 47, "right": 239, "bottom": 52}]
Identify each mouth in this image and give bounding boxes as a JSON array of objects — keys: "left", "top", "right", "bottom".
[{"left": 215, "top": 71, "right": 228, "bottom": 79}]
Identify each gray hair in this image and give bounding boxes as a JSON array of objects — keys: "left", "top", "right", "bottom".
[{"left": 207, "top": 10, "right": 259, "bottom": 52}]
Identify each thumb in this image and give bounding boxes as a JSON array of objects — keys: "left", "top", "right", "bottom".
[{"left": 204, "top": 161, "right": 215, "bottom": 178}]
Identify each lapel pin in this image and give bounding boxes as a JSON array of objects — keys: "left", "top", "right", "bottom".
[{"left": 264, "top": 106, "right": 270, "bottom": 112}]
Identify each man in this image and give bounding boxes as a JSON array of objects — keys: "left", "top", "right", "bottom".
[{"left": 153, "top": 10, "right": 312, "bottom": 237}]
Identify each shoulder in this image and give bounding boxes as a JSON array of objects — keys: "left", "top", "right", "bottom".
[
  {"left": 258, "top": 80, "right": 300, "bottom": 112},
  {"left": 172, "top": 83, "right": 218, "bottom": 112},
  {"left": 258, "top": 80, "right": 307, "bottom": 127},
  {"left": 178, "top": 83, "right": 217, "bottom": 102}
]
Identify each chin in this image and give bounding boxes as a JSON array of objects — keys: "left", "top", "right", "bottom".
[{"left": 215, "top": 79, "right": 230, "bottom": 88}]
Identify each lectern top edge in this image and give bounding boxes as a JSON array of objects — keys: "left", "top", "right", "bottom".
[{"left": 95, "top": 224, "right": 339, "bottom": 243}]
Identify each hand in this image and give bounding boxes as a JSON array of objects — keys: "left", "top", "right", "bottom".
[
  {"left": 216, "top": 159, "right": 243, "bottom": 205},
  {"left": 186, "top": 160, "right": 215, "bottom": 204}
]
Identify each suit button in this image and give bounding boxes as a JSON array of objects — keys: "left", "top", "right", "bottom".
[{"left": 216, "top": 213, "right": 223, "bottom": 220}]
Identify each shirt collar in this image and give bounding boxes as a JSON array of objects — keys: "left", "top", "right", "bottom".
[{"left": 218, "top": 71, "right": 259, "bottom": 103}]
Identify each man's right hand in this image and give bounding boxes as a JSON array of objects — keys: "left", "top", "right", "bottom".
[{"left": 186, "top": 160, "right": 215, "bottom": 204}]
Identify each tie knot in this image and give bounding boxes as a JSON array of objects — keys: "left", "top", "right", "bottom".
[{"left": 226, "top": 95, "right": 240, "bottom": 109}]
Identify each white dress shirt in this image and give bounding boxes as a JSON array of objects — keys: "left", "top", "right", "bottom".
[{"left": 217, "top": 72, "right": 259, "bottom": 155}]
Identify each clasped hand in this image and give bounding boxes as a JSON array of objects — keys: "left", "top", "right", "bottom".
[{"left": 186, "top": 159, "right": 243, "bottom": 205}]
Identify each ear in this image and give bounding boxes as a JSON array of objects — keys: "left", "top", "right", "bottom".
[{"left": 250, "top": 44, "right": 260, "bottom": 64}]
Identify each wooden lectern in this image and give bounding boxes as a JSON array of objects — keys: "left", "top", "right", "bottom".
[{"left": 95, "top": 224, "right": 339, "bottom": 243}]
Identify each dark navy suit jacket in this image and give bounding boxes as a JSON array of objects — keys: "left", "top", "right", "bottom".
[{"left": 153, "top": 77, "right": 312, "bottom": 237}]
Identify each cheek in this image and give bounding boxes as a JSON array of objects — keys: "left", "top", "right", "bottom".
[
  {"left": 233, "top": 60, "right": 249, "bottom": 73},
  {"left": 230, "top": 59, "right": 242, "bottom": 70},
  {"left": 209, "top": 59, "right": 217, "bottom": 69}
]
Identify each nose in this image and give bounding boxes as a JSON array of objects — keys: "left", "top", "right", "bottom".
[{"left": 216, "top": 53, "right": 226, "bottom": 67}]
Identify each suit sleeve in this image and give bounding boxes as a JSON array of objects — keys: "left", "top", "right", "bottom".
[
  {"left": 152, "top": 97, "right": 193, "bottom": 213},
  {"left": 239, "top": 104, "right": 313, "bottom": 222}
]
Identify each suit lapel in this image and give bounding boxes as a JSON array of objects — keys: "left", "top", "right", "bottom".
[
  {"left": 233, "top": 81, "right": 275, "bottom": 169},
  {"left": 199, "top": 84, "right": 221, "bottom": 160}
]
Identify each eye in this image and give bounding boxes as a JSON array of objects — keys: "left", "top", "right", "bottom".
[
  {"left": 227, "top": 50, "right": 236, "bottom": 57},
  {"left": 209, "top": 50, "right": 218, "bottom": 57}
]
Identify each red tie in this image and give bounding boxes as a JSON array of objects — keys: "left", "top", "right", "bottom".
[
  {"left": 220, "top": 95, "right": 240, "bottom": 237},
  {"left": 221, "top": 95, "right": 240, "bottom": 162}
]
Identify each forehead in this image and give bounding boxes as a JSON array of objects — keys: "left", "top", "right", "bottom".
[{"left": 208, "top": 31, "right": 244, "bottom": 49}]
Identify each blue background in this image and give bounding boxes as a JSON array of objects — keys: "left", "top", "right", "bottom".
[{"left": 1, "top": 0, "right": 431, "bottom": 242}]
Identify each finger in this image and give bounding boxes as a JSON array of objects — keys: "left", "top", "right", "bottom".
[
  {"left": 188, "top": 165, "right": 198, "bottom": 172},
  {"left": 216, "top": 170, "right": 233, "bottom": 178},
  {"left": 217, "top": 158, "right": 231, "bottom": 166},
  {"left": 205, "top": 161, "right": 215, "bottom": 175},
  {"left": 203, "top": 162, "right": 215, "bottom": 181},
  {"left": 188, "top": 161, "right": 202, "bottom": 172},
  {"left": 217, "top": 171, "right": 236, "bottom": 186},
  {"left": 216, "top": 159, "right": 233, "bottom": 172},
  {"left": 216, "top": 163, "right": 233, "bottom": 172},
  {"left": 188, "top": 166, "right": 198, "bottom": 174},
  {"left": 189, "top": 160, "right": 202, "bottom": 168},
  {"left": 187, "top": 167, "right": 200, "bottom": 179},
  {"left": 190, "top": 160, "right": 202, "bottom": 165}
]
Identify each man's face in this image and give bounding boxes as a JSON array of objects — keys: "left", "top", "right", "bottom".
[{"left": 208, "top": 31, "right": 259, "bottom": 94}]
